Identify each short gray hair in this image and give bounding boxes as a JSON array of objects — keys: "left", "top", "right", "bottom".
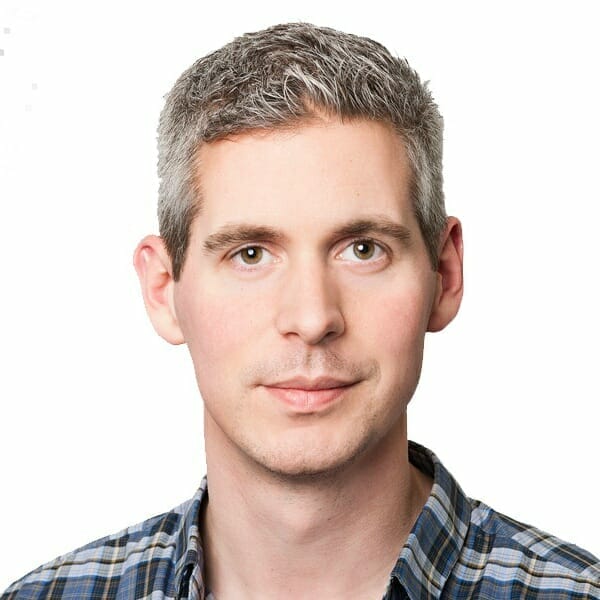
[{"left": 157, "top": 22, "right": 446, "bottom": 279}]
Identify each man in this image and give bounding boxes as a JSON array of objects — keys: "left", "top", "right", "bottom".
[{"left": 3, "top": 22, "right": 599, "bottom": 600}]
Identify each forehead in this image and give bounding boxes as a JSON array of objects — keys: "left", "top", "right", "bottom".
[{"left": 193, "top": 118, "right": 414, "bottom": 232}]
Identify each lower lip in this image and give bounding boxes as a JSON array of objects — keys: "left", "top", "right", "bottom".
[{"left": 264, "top": 385, "right": 353, "bottom": 412}]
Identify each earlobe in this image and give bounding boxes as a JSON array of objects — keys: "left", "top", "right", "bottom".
[
  {"left": 427, "top": 217, "right": 464, "bottom": 332},
  {"left": 133, "top": 235, "right": 185, "bottom": 345}
]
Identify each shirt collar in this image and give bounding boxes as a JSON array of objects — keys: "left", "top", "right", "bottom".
[
  {"left": 390, "top": 441, "right": 472, "bottom": 599},
  {"left": 173, "top": 477, "right": 208, "bottom": 600}
]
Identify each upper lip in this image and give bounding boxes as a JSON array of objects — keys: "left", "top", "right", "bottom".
[{"left": 263, "top": 376, "right": 357, "bottom": 391}]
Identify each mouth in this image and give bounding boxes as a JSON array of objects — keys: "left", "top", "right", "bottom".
[{"left": 261, "top": 376, "right": 358, "bottom": 413}]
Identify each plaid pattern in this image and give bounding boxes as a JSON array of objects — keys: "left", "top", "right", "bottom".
[
  {"left": 3, "top": 442, "right": 599, "bottom": 599},
  {"left": 385, "top": 444, "right": 600, "bottom": 599}
]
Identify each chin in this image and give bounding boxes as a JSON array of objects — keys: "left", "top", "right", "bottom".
[{"left": 242, "top": 430, "right": 378, "bottom": 483}]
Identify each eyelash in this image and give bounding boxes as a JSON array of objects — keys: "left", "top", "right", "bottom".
[
  {"left": 228, "top": 238, "right": 389, "bottom": 270},
  {"left": 336, "top": 238, "right": 387, "bottom": 262},
  {"left": 229, "top": 244, "right": 276, "bottom": 270}
]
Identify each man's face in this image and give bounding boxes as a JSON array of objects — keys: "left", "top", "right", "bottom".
[{"left": 173, "top": 118, "right": 440, "bottom": 478}]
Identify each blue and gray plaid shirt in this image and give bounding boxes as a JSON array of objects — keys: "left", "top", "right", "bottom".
[{"left": 3, "top": 442, "right": 599, "bottom": 599}]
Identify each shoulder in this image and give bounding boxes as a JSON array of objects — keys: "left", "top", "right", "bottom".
[
  {"left": 1, "top": 498, "right": 194, "bottom": 600},
  {"left": 448, "top": 499, "right": 600, "bottom": 598}
]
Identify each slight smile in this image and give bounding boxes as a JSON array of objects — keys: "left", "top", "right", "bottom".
[{"left": 262, "top": 377, "right": 358, "bottom": 413}]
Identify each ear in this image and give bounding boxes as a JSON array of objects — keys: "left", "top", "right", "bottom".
[
  {"left": 133, "top": 235, "right": 185, "bottom": 345},
  {"left": 427, "top": 217, "right": 464, "bottom": 332}
]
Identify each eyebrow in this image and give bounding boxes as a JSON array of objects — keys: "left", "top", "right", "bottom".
[
  {"left": 331, "top": 218, "right": 413, "bottom": 246},
  {"left": 203, "top": 225, "right": 284, "bottom": 253},
  {"left": 202, "top": 217, "right": 413, "bottom": 254}
]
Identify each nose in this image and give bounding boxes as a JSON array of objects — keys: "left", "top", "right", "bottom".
[{"left": 275, "top": 260, "right": 345, "bottom": 345}]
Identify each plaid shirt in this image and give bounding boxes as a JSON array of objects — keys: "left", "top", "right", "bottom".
[{"left": 3, "top": 442, "right": 599, "bottom": 599}]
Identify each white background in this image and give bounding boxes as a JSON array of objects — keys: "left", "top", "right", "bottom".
[{"left": 1, "top": 0, "right": 599, "bottom": 590}]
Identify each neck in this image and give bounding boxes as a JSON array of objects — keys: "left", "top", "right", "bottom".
[{"left": 201, "top": 412, "right": 432, "bottom": 600}]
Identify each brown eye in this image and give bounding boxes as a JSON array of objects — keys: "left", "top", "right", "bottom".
[
  {"left": 352, "top": 241, "right": 375, "bottom": 260},
  {"left": 240, "top": 246, "right": 263, "bottom": 264}
]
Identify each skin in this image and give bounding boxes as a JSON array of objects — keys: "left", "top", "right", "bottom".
[{"left": 134, "top": 116, "right": 463, "bottom": 599}]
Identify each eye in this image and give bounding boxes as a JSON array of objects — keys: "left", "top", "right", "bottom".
[
  {"left": 231, "top": 245, "right": 275, "bottom": 268},
  {"left": 337, "top": 239, "right": 385, "bottom": 262},
  {"left": 239, "top": 246, "right": 263, "bottom": 264}
]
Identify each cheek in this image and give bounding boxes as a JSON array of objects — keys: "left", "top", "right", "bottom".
[
  {"left": 356, "top": 279, "right": 432, "bottom": 341},
  {"left": 175, "top": 283, "right": 268, "bottom": 375},
  {"left": 353, "top": 281, "right": 432, "bottom": 380}
]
